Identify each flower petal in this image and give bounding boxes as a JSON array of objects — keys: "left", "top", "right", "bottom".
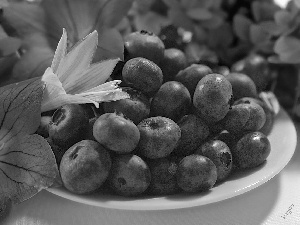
[
  {"left": 57, "top": 30, "right": 98, "bottom": 85},
  {"left": 41, "top": 67, "right": 66, "bottom": 112},
  {"left": 76, "top": 89, "right": 129, "bottom": 103},
  {"left": 82, "top": 80, "right": 122, "bottom": 93},
  {"left": 43, "top": 93, "right": 98, "bottom": 113},
  {"left": 51, "top": 28, "right": 67, "bottom": 74},
  {"left": 41, "top": 68, "right": 65, "bottom": 95},
  {"left": 76, "top": 80, "right": 129, "bottom": 102},
  {"left": 63, "top": 58, "right": 119, "bottom": 94}
]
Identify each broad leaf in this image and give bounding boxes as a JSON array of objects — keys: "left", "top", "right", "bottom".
[
  {"left": 233, "top": 14, "right": 252, "bottom": 42},
  {"left": 3, "top": 2, "right": 49, "bottom": 40},
  {"left": 7, "top": 47, "right": 53, "bottom": 85},
  {"left": 0, "top": 37, "right": 21, "bottom": 80},
  {"left": 294, "top": 0, "right": 300, "bottom": 8},
  {"left": 168, "top": 7, "right": 194, "bottom": 31},
  {"left": 0, "top": 78, "right": 58, "bottom": 204},
  {"left": 0, "top": 37, "right": 21, "bottom": 58},
  {"left": 133, "top": 12, "right": 171, "bottom": 35},
  {"left": 251, "top": 1, "right": 280, "bottom": 23},
  {"left": 200, "top": 13, "right": 224, "bottom": 29},
  {"left": 186, "top": 8, "right": 212, "bottom": 21},
  {"left": 207, "top": 22, "right": 234, "bottom": 48},
  {"left": 0, "top": 0, "right": 8, "bottom": 9},
  {"left": 274, "top": 10, "right": 292, "bottom": 28},
  {"left": 162, "top": 0, "right": 194, "bottom": 31},
  {"left": 257, "top": 21, "right": 282, "bottom": 36},
  {"left": 162, "top": 0, "right": 181, "bottom": 9},
  {"left": 40, "top": 0, "right": 133, "bottom": 59},
  {"left": 180, "top": 0, "right": 217, "bottom": 9},
  {"left": 3, "top": 0, "right": 134, "bottom": 82},
  {"left": 94, "top": 28, "right": 125, "bottom": 61},
  {"left": 274, "top": 36, "right": 300, "bottom": 63},
  {"left": 249, "top": 24, "right": 270, "bottom": 44}
]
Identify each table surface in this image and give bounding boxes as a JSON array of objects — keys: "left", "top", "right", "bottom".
[{"left": 0, "top": 113, "right": 299, "bottom": 225}]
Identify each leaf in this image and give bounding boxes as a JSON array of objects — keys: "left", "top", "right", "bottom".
[
  {"left": 207, "top": 22, "right": 234, "bottom": 48},
  {"left": 294, "top": 0, "right": 300, "bottom": 8},
  {"left": 249, "top": 24, "right": 270, "bottom": 44},
  {"left": 0, "top": 0, "right": 8, "bottom": 9},
  {"left": 274, "top": 9, "right": 291, "bottom": 27},
  {"left": 162, "top": 0, "right": 182, "bottom": 9},
  {"left": 251, "top": 1, "right": 280, "bottom": 22},
  {"left": 0, "top": 25, "right": 8, "bottom": 40},
  {"left": 3, "top": 0, "right": 133, "bottom": 83},
  {"left": 180, "top": 0, "right": 215, "bottom": 9},
  {"left": 274, "top": 36, "right": 300, "bottom": 64},
  {"left": 186, "top": 8, "right": 213, "bottom": 21},
  {"left": 233, "top": 14, "right": 252, "bottom": 42},
  {"left": 0, "top": 53, "right": 19, "bottom": 82},
  {"left": 95, "top": 0, "right": 134, "bottom": 28},
  {"left": 257, "top": 21, "right": 282, "bottom": 36},
  {"left": 274, "top": 9, "right": 299, "bottom": 36},
  {"left": 0, "top": 37, "right": 21, "bottom": 80},
  {"left": 162, "top": 0, "right": 194, "bottom": 31},
  {"left": 94, "top": 28, "right": 124, "bottom": 61},
  {"left": 0, "top": 37, "right": 21, "bottom": 57},
  {"left": 200, "top": 13, "right": 224, "bottom": 29},
  {"left": 3, "top": 2, "right": 57, "bottom": 46},
  {"left": 194, "top": 25, "right": 208, "bottom": 43},
  {"left": 168, "top": 7, "right": 194, "bottom": 31},
  {"left": 41, "top": 0, "right": 133, "bottom": 58},
  {"left": 184, "top": 42, "right": 218, "bottom": 65},
  {"left": 7, "top": 46, "right": 53, "bottom": 85},
  {"left": 0, "top": 78, "right": 58, "bottom": 204},
  {"left": 133, "top": 12, "right": 171, "bottom": 35}
]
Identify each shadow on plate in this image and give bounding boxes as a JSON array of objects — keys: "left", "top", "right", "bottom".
[{"left": 221, "top": 161, "right": 267, "bottom": 183}]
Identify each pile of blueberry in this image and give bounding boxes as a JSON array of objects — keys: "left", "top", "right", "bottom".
[{"left": 37, "top": 30, "right": 275, "bottom": 197}]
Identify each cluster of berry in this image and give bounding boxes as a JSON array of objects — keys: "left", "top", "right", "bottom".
[{"left": 37, "top": 30, "right": 275, "bottom": 197}]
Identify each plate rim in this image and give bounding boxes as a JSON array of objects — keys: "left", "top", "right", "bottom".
[{"left": 47, "top": 108, "right": 297, "bottom": 211}]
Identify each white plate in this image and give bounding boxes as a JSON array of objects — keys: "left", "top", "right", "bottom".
[{"left": 47, "top": 108, "right": 297, "bottom": 210}]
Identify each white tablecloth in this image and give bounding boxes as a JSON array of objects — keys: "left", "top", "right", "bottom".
[{"left": 0, "top": 120, "right": 299, "bottom": 225}]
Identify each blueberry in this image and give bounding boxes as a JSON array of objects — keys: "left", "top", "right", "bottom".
[
  {"left": 172, "top": 114, "right": 210, "bottom": 157},
  {"left": 122, "top": 57, "right": 163, "bottom": 97},
  {"left": 60, "top": 140, "right": 112, "bottom": 194},
  {"left": 150, "top": 81, "right": 191, "bottom": 122},
  {"left": 36, "top": 115, "right": 52, "bottom": 138},
  {"left": 107, "top": 154, "right": 151, "bottom": 196},
  {"left": 174, "top": 64, "right": 213, "bottom": 96},
  {"left": 176, "top": 154, "right": 217, "bottom": 193},
  {"left": 137, "top": 116, "right": 181, "bottom": 159},
  {"left": 159, "top": 48, "right": 187, "bottom": 82},
  {"left": 231, "top": 54, "right": 271, "bottom": 93},
  {"left": 48, "top": 104, "right": 89, "bottom": 148},
  {"left": 232, "top": 132, "right": 271, "bottom": 169},
  {"left": 93, "top": 113, "right": 140, "bottom": 154},
  {"left": 193, "top": 74, "right": 233, "bottom": 123},
  {"left": 124, "top": 30, "right": 165, "bottom": 64},
  {"left": 147, "top": 157, "right": 180, "bottom": 195},
  {"left": 225, "top": 72, "right": 258, "bottom": 100},
  {"left": 103, "top": 87, "right": 150, "bottom": 125},
  {"left": 196, "top": 140, "right": 233, "bottom": 182},
  {"left": 223, "top": 102, "right": 266, "bottom": 134}
]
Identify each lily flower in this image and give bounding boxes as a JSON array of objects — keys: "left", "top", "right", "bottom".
[{"left": 41, "top": 28, "right": 128, "bottom": 112}]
